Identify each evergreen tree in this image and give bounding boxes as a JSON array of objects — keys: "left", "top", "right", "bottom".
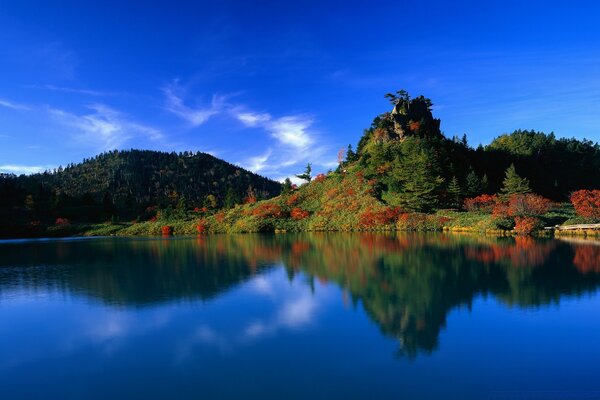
[
  {"left": 224, "top": 188, "right": 239, "bottom": 208},
  {"left": 500, "top": 164, "right": 531, "bottom": 198},
  {"left": 465, "top": 167, "right": 483, "bottom": 197},
  {"left": 481, "top": 174, "right": 489, "bottom": 194},
  {"left": 391, "top": 139, "right": 444, "bottom": 212},
  {"left": 296, "top": 163, "right": 312, "bottom": 183},
  {"left": 346, "top": 144, "right": 357, "bottom": 162},
  {"left": 447, "top": 175, "right": 462, "bottom": 208},
  {"left": 281, "top": 178, "right": 293, "bottom": 194}
]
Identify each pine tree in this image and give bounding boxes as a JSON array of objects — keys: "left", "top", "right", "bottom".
[
  {"left": 465, "top": 167, "right": 483, "bottom": 197},
  {"left": 500, "top": 164, "right": 531, "bottom": 198},
  {"left": 346, "top": 144, "right": 357, "bottom": 162},
  {"left": 296, "top": 163, "right": 312, "bottom": 183},
  {"left": 391, "top": 139, "right": 444, "bottom": 212},
  {"left": 224, "top": 188, "right": 239, "bottom": 208},
  {"left": 481, "top": 174, "right": 489, "bottom": 193},
  {"left": 281, "top": 178, "right": 293, "bottom": 194},
  {"left": 447, "top": 175, "right": 462, "bottom": 208}
]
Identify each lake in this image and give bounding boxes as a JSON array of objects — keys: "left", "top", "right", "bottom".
[{"left": 1, "top": 233, "right": 600, "bottom": 399}]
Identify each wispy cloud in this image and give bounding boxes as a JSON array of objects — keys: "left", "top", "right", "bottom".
[
  {"left": 163, "top": 81, "right": 225, "bottom": 126},
  {"left": 0, "top": 164, "right": 54, "bottom": 175},
  {"left": 0, "top": 98, "right": 30, "bottom": 111},
  {"left": 28, "top": 84, "right": 116, "bottom": 97},
  {"left": 49, "top": 103, "right": 164, "bottom": 151},
  {"left": 233, "top": 108, "right": 333, "bottom": 178}
]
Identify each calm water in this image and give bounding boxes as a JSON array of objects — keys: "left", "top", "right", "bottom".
[{"left": 1, "top": 233, "right": 600, "bottom": 399}]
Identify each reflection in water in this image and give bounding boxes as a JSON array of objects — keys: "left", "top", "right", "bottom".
[{"left": 1, "top": 233, "right": 599, "bottom": 359}]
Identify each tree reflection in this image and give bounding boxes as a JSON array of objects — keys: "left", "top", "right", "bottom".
[{"left": 1, "top": 233, "right": 599, "bottom": 358}]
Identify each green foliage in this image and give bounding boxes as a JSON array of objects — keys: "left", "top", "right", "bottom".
[
  {"left": 465, "top": 167, "right": 484, "bottom": 197},
  {"left": 387, "top": 138, "right": 444, "bottom": 212},
  {"left": 500, "top": 164, "right": 531, "bottom": 198},
  {"left": 296, "top": 163, "right": 312, "bottom": 183},
  {"left": 447, "top": 176, "right": 462, "bottom": 208}
]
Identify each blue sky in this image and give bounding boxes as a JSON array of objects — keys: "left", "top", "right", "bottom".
[{"left": 1, "top": 0, "right": 600, "bottom": 181}]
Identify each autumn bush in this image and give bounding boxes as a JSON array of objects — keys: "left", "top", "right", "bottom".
[
  {"left": 464, "top": 194, "right": 498, "bottom": 212},
  {"left": 196, "top": 219, "right": 208, "bottom": 233},
  {"left": 286, "top": 193, "right": 300, "bottom": 206},
  {"left": 161, "top": 225, "right": 173, "bottom": 236},
  {"left": 570, "top": 190, "right": 600, "bottom": 219},
  {"left": 513, "top": 216, "right": 541, "bottom": 235},
  {"left": 359, "top": 207, "right": 401, "bottom": 228},
  {"left": 290, "top": 207, "right": 310, "bottom": 220},
  {"left": 313, "top": 173, "right": 326, "bottom": 183},
  {"left": 507, "top": 194, "right": 554, "bottom": 216},
  {"left": 251, "top": 203, "right": 283, "bottom": 218}
]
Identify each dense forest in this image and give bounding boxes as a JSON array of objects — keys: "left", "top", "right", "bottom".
[{"left": 0, "top": 150, "right": 281, "bottom": 236}]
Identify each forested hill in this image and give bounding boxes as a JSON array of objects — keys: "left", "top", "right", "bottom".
[{"left": 0, "top": 150, "right": 281, "bottom": 223}]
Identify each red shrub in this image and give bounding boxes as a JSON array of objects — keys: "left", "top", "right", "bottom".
[
  {"left": 507, "top": 194, "right": 554, "bottom": 216},
  {"left": 215, "top": 212, "right": 226, "bottom": 223},
  {"left": 360, "top": 207, "right": 401, "bottom": 228},
  {"left": 251, "top": 203, "right": 283, "bottom": 218},
  {"left": 55, "top": 217, "right": 70, "bottom": 226},
  {"left": 196, "top": 219, "right": 208, "bottom": 234},
  {"left": 287, "top": 193, "right": 300, "bottom": 206},
  {"left": 313, "top": 173, "right": 326, "bottom": 183},
  {"left": 571, "top": 190, "right": 600, "bottom": 219},
  {"left": 161, "top": 225, "right": 173, "bottom": 236},
  {"left": 514, "top": 216, "right": 541, "bottom": 235},
  {"left": 492, "top": 194, "right": 554, "bottom": 218},
  {"left": 409, "top": 121, "right": 421, "bottom": 132},
  {"left": 464, "top": 194, "right": 498, "bottom": 212},
  {"left": 291, "top": 207, "right": 310, "bottom": 220}
]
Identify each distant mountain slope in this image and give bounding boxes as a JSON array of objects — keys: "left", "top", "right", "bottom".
[{"left": 0, "top": 149, "right": 281, "bottom": 224}]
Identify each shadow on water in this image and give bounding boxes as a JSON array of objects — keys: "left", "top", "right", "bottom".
[{"left": 1, "top": 233, "right": 599, "bottom": 358}]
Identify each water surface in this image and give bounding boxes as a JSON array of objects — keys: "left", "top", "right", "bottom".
[{"left": 1, "top": 233, "right": 600, "bottom": 399}]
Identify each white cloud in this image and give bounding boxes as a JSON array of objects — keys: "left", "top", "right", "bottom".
[
  {"left": 234, "top": 111, "right": 313, "bottom": 150},
  {"left": 28, "top": 84, "right": 115, "bottom": 97},
  {"left": 268, "top": 116, "right": 313, "bottom": 149},
  {"left": 236, "top": 111, "right": 271, "bottom": 127},
  {"left": 163, "top": 82, "right": 224, "bottom": 126},
  {"left": 0, "top": 164, "right": 54, "bottom": 175},
  {"left": 233, "top": 108, "right": 332, "bottom": 179},
  {"left": 244, "top": 149, "right": 272, "bottom": 172},
  {"left": 49, "top": 103, "right": 164, "bottom": 151},
  {"left": 0, "top": 98, "right": 30, "bottom": 111}
]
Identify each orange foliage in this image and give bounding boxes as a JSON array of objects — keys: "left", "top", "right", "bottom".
[
  {"left": 359, "top": 207, "right": 401, "bottom": 228},
  {"left": 251, "top": 203, "right": 283, "bottom": 218},
  {"left": 514, "top": 216, "right": 540, "bottom": 235},
  {"left": 464, "top": 194, "right": 498, "bottom": 212},
  {"left": 215, "top": 212, "right": 226, "bottom": 223},
  {"left": 161, "top": 225, "right": 173, "bottom": 236},
  {"left": 313, "top": 173, "right": 326, "bottom": 183},
  {"left": 291, "top": 207, "right": 310, "bottom": 220},
  {"left": 196, "top": 219, "right": 208, "bottom": 234},
  {"left": 286, "top": 193, "right": 300, "bottom": 206},
  {"left": 571, "top": 190, "right": 600, "bottom": 219},
  {"left": 507, "top": 194, "right": 554, "bottom": 216}
]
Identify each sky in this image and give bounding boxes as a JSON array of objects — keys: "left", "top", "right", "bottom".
[{"left": 1, "top": 0, "right": 600, "bottom": 181}]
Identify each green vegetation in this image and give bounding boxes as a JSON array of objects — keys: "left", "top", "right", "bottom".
[
  {"left": 0, "top": 149, "right": 280, "bottom": 238},
  {"left": 2, "top": 90, "right": 600, "bottom": 238}
]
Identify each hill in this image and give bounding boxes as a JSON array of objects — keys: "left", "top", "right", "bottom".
[
  {"left": 2, "top": 90, "right": 600, "bottom": 238},
  {"left": 0, "top": 149, "right": 281, "bottom": 237}
]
